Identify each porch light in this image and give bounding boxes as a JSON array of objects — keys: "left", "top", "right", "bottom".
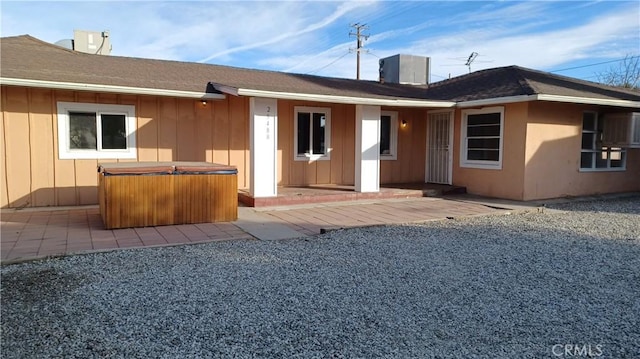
[
  {"left": 201, "top": 100, "right": 208, "bottom": 106},
  {"left": 401, "top": 119, "right": 408, "bottom": 128}
]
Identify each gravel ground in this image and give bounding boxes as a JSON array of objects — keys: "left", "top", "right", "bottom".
[{"left": 2, "top": 197, "right": 639, "bottom": 358}]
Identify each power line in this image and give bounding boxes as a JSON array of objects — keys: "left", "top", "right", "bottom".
[
  {"left": 307, "top": 51, "right": 351, "bottom": 75},
  {"left": 550, "top": 55, "right": 640, "bottom": 73}
]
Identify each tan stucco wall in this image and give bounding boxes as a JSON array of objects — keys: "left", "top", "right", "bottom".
[
  {"left": 523, "top": 101, "right": 640, "bottom": 200},
  {"left": 452, "top": 102, "right": 529, "bottom": 200},
  {"left": 0, "top": 86, "right": 250, "bottom": 208}
]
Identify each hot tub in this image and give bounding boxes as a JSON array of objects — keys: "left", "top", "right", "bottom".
[{"left": 98, "top": 162, "right": 238, "bottom": 229}]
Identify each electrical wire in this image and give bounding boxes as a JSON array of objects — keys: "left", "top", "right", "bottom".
[
  {"left": 307, "top": 51, "right": 351, "bottom": 75},
  {"left": 550, "top": 55, "right": 640, "bottom": 73}
]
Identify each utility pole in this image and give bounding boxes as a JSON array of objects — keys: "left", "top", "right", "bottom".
[{"left": 350, "top": 23, "right": 369, "bottom": 80}]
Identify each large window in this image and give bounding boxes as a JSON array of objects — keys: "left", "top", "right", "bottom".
[
  {"left": 580, "top": 112, "right": 626, "bottom": 171},
  {"left": 57, "top": 102, "right": 136, "bottom": 159},
  {"left": 380, "top": 111, "right": 398, "bottom": 160},
  {"left": 460, "top": 107, "right": 504, "bottom": 169},
  {"left": 294, "top": 106, "right": 331, "bottom": 161}
]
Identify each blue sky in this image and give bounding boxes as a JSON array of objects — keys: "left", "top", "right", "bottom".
[{"left": 1, "top": 1, "right": 639, "bottom": 83}]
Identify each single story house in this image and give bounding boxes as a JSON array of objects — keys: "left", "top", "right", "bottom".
[{"left": 1, "top": 35, "right": 639, "bottom": 209}]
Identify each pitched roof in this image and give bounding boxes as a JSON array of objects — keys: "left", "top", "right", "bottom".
[
  {"left": 425, "top": 65, "right": 640, "bottom": 104},
  {"left": 0, "top": 35, "right": 450, "bottom": 106},
  {"left": 1, "top": 35, "right": 638, "bottom": 108}
]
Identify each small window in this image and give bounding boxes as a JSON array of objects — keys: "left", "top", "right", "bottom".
[
  {"left": 460, "top": 107, "right": 504, "bottom": 169},
  {"left": 380, "top": 111, "right": 398, "bottom": 160},
  {"left": 57, "top": 102, "right": 136, "bottom": 159},
  {"left": 294, "top": 106, "right": 331, "bottom": 161},
  {"left": 580, "top": 112, "right": 626, "bottom": 171}
]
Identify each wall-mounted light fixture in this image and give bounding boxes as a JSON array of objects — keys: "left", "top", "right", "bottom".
[
  {"left": 201, "top": 100, "right": 208, "bottom": 106},
  {"left": 401, "top": 119, "right": 408, "bottom": 128}
]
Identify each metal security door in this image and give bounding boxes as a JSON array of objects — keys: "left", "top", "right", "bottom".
[{"left": 427, "top": 111, "right": 453, "bottom": 184}]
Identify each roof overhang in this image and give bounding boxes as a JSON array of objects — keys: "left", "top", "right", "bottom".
[
  {"left": 213, "top": 84, "right": 455, "bottom": 108},
  {"left": 0, "top": 77, "right": 226, "bottom": 100},
  {"left": 457, "top": 94, "right": 640, "bottom": 109}
]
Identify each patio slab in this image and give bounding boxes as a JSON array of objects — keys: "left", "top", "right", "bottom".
[{"left": 0, "top": 196, "right": 536, "bottom": 264}]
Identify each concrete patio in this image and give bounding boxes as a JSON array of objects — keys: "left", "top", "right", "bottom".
[{"left": 1, "top": 195, "right": 536, "bottom": 264}]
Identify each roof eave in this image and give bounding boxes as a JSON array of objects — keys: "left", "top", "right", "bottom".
[
  {"left": 0, "top": 77, "right": 226, "bottom": 100},
  {"left": 535, "top": 94, "right": 640, "bottom": 109},
  {"left": 212, "top": 85, "right": 455, "bottom": 108},
  {"left": 456, "top": 94, "right": 640, "bottom": 109}
]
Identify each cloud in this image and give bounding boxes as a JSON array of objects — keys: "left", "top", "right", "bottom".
[{"left": 197, "top": 1, "right": 374, "bottom": 63}]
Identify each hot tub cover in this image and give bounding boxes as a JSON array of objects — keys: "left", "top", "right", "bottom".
[{"left": 98, "top": 162, "right": 238, "bottom": 175}]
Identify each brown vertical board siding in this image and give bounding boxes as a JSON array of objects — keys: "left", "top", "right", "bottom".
[
  {"left": 75, "top": 92, "right": 97, "bottom": 104},
  {"left": 158, "top": 97, "right": 178, "bottom": 161},
  {"left": 277, "top": 100, "right": 292, "bottom": 185},
  {"left": 52, "top": 90, "right": 77, "bottom": 206},
  {"left": 410, "top": 111, "right": 427, "bottom": 182},
  {"left": 228, "top": 96, "right": 248, "bottom": 189},
  {"left": 0, "top": 88, "right": 9, "bottom": 208},
  {"left": 75, "top": 160, "right": 98, "bottom": 205},
  {"left": 97, "top": 93, "right": 118, "bottom": 104},
  {"left": 137, "top": 96, "right": 159, "bottom": 162},
  {"left": 329, "top": 104, "right": 345, "bottom": 184},
  {"left": 176, "top": 98, "right": 197, "bottom": 161},
  {"left": 195, "top": 101, "right": 214, "bottom": 163},
  {"left": 28, "top": 89, "right": 56, "bottom": 206},
  {"left": 398, "top": 113, "right": 414, "bottom": 182},
  {"left": 342, "top": 105, "right": 356, "bottom": 185},
  {"left": 212, "top": 99, "right": 230, "bottom": 165},
  {"left": 3, "top": 87, "right": 32, "bottom": 207}
]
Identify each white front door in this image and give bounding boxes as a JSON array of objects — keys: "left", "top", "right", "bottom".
[{"left": 426, "top": 111, "right": 453, "bottom": 184}]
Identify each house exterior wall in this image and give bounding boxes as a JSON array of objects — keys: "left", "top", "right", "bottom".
[
  {"left": 452, "top": 102, "right": 528, "bottom": 200},
  {"left": 0, "top": 86, "right": 250, "bottom": 208},
  {"left": 380, "top": 107, "right": 427, "bottom": 184},
  {"left": 523, "top": 101, "right": 640, "bottom": 200},
  {"left": 276, "top": 101, "right": 428, "bottom": 187}
]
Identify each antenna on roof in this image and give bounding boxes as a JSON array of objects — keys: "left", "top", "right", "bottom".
[{"left": 465, "top": 52, "right": 478, "bottom": 73}]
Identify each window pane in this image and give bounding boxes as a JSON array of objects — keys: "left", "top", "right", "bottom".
[
  {"left": 467, "top": 125, "right": 500, "bottom": 137},
  {"left": 312, "top": 113, "right": 326, "bottom": 155},
  {"left": 467, "top": 113, "right": 500, "bottom": 126},
  {"left": 69, "top": 112, "right": 97, "bottom": 149},
  {"left": 583, "top": 112, "right": 596, "bottom": 131},
  {"left": 580, "top": 152, "right": 593, "bottom": 168},
  {"left": 595, "top": 150, "right": 608, "bottom": 168},
  {"left": 297, "top": 112, "right": 310, "bottom": 155},
  {"left": 581, "top": 133, "right": 595, "bottom": 150},
  {"left": 610, "top": 151, "right": 625, "bottom": 168},
  {"left": 380, "top": 115, "right": 391, "bottom": 154},
  {"left": 101, "top": 114, "right": 127, "bottom": 149},
  {"left": 468, "top": 138, "right": 500, "bottom": 150},
  {"left": 467, "top": 149, "right": 499, "bottom": 161}
]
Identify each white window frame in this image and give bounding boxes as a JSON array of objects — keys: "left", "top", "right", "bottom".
[
  {"left": 460, "top": 106, "right": 504, "bottom": 170},
  {"left": 57, "top": 102, "right": 137, "bottom": 160},
  {"left": 293, "top": 106, "right": 331, "bottom": 161},
  {"left": 580, "top": 111, "right": 626, "bottom": 172},
  {"left": 380, "top": 111, "right": 398, "bottom": 160}
]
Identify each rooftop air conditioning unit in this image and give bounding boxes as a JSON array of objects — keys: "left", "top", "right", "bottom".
[
  {"left": 602, "top": 112, "right": 640, "bottom": 148},
  {"left": 379, "top": 54, "right": 430, "bottom": 85}
]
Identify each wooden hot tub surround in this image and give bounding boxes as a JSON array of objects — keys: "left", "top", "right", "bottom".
[{"left": 98, "top": 162, "right": 238, "bottom": 229}]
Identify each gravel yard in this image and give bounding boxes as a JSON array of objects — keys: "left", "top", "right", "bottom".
[{"left": 2, "top": 197, "right": 639, "bottom": 358}]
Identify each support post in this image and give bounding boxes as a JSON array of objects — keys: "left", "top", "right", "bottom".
[
  {"left": 249, "top": 97, "right": 278, "bottom": 197},
  {"left": 354, "top": 105, "right": 381, "bottom": 192}
]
